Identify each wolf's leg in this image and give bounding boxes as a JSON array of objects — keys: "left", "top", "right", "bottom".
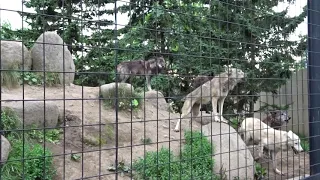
[
  {"left": 211, "top": 98, "right": 220, "bottom": 122},
  {"left": 271, "top": 151, "right": 284, "bottom": 175},
  {"left": 174, "top": 101, "right": 193, "bottom": 132},
  {"left": 189, "top": 103, "right": 201, "bottom": 127},
  {"left": 174, "top": 119, "right": 181, "bottom": 132},
  {"left": 218, "top": 96, "right": 227, "bottom": 123},
  {"left": 146, "top": 75, "right": 152, "bottom": 91}
]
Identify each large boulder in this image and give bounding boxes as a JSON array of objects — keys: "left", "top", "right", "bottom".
[
  {"left": 2, "top": 101, "right": 60, "bottom": 128},
  {"left": 31, "top": 31, "right": 75, "bottom": 85},
  {"left": 144, "top": 90, "right": 168, "bottom": 111},
  {"left": 0, "top": 135, "right": 11, "bottom": 165},
  {"left": 189, "top": 116, "right": 255, "bottom": 180},
  {"left": 203, "top": 121, "right": 254, "bottom": 180},
  {"left": 100, "top": 83, "right": 134, "bottom": 98},
  {"left": 0, "top": 40, "right": 32, "bottom": 70}
]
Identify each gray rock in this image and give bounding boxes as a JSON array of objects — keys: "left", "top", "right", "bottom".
[
  {"left": 286, "top": 174, "right": 310, "bottom": 180},
  {"left": 2, "top": 101, "right": 60, "bottom": 128},
  {"left": 200, "top": 120, "right": 255, "bottom": 180},
  {"left": 31, "top": 31, "right": 75, "bottom": 85},
  {"left": 144, "top": 90, "right": 168, "bottom": 111},
  {"left": 100, "top": 83, "right": 134, "bottom": 98},
  {"left": 1, "top": 135, "right": 11, "bottom": 165},
  {"left": 1, "top": 40, "right": 32, "bottom": 71}
]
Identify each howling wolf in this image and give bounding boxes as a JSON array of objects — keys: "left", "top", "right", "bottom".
[{"left": 174, "top": 68, "right": 245, "bottom": 132}]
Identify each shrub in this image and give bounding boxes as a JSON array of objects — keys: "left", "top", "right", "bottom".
[
  {"left": 102, "top": 84, "right": 143, "bottom": 111},
  {"left": 132, "top": 130, "right": 220, "bottom": 179},
  {"left": 1, "top": 63, "right": 20, "bottom": 89},
  {"left": 27, "top": 126, "right": 62, "bottom": 144},
  {"left": 297, "top": 133, "right": 310, "bottom": 152},
  {"left": 21, "top": 72, "right": 60, "bottom": 86},
  {"left": 254, "top": 162, "right": 267, "bottom": 180},
  {"left": 1, "top": 135, "right": 56, "bottom": 180},
  {"left": 0, "top": 107, "right": 21, "bottom": 137},
  {"left": 0, "top": 110, "right": 57, "bottom": 180}
]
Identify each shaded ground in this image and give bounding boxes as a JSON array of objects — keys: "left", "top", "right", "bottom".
[{"left": 1, "top": 84, "right": 310, "bottom": 180}]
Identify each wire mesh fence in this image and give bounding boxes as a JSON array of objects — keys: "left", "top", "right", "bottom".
[{"left": 0, "top": 0, "right": 313, "bottom": 179}]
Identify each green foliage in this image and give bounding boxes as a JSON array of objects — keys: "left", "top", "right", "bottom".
[
  {"left": 108, "top": 160, "right": 132, "bottom": 177},
  {"left": 1, "top": 64, "right": 21, "bottom": 89},
  {"left": 257, "top": 102, "right": 292, "bottom": 114},
  {"left": 229, "top": 118, "right": 241, "bottom": 131},
  {"left": 71, "top": 152, "right": 81, "bottom": 162},
  {"left": 102, "top": 84, "right": 143, "bottom": 111},
  {"left": 27, "top": 126, "right": 62, "bottom": 144},
  {"left": 21, "top": 72, "right": 60, "bottom": 86},
  {"left": 1, "top": 135, "right": 56, "bottom": 180},
  {"left": 132, "top": 130, "right": 220, "bottom": 179},
  {"left": 297, "top": 133, "right": 310, "bottom": 152},
  {"left": 0, "top": 107, "right": 22, "bottom": 137},
  {"left": 254, "top": 163, "right": 267, "bottom": 180},
  {"left": 0, "top": 108, "right": 57, "bottom": 180}
]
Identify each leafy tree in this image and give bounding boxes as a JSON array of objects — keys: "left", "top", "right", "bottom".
[{"left": 116, "top": 0, "right": 307, "bottom": 116}]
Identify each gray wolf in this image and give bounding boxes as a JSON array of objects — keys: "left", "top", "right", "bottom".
[
  {"left": 174, "top": 68, "right": 245, "bottom": 132},
  {"left": 262, "top": 110, "right": 291, "bottom": 130},
  {"left": 190, "top": 73, "right": 214, "bottom": 114},
  {"left": 239, "top": 117, "right": 304, "bottom": 175},
  {"left": 116, "top": 56, "right": 166, "bottom": 91}
]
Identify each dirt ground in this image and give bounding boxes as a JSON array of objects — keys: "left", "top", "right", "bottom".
[{"left": 1, "top": 84, "right": 310, "bottom": 180}]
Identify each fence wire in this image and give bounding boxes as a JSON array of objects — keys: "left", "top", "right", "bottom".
[{"left": 0, "top": 0, "right": 313, "bottom": 180}]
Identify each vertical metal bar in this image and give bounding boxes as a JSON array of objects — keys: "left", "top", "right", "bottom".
[{"left": 308, "top": 0, "right": 320, "bottom": 176}]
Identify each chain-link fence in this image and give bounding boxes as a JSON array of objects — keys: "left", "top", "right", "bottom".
[{"left": 0, "top": 0, "right": 315, "bottom": 179}]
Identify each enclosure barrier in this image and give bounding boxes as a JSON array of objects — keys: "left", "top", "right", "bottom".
[{"left": 0, "top": 0, "right": 315, "bottom": 179}]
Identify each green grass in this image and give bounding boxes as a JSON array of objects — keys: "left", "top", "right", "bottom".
[
  {"left": 0, "top": 109, "right": 57, "bottom": 180},
  {"left": 0, "top": 107, "right": 22, "bottom": 137},
  {"left": 132, "top": 130, "right": 221, "bottom": 180},
  {"left": 26, "top": 126, "right": 62, "bottom": 144},
  {"left": 254, "top": 162, "right": 267, "bottom": 180},
  {"left": 297, "top": 133, "right": 310, "bottom": 152},
  {"left": 1, "top": 135, "right": 56, "bottom": 180},
  {"left": 21, "top": 72, "right": 60, "bottom": 86},
  {"left": 229, "top": 117, "right": 241, "bottom": 131},
  {"left": 1, "top": 63, "right": 21, "bottom": 89}
]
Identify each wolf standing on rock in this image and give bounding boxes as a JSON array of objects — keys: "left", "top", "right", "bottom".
[
  {"left": 116, "top": 56, "right": 166, "bottom": 91},
  {"left": 174, "top": 68, "right": 245, "bottom": 132}
]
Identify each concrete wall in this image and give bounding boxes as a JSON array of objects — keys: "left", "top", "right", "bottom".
[{"left": 253, "top": 69, "right": 309, "bottom": 136}]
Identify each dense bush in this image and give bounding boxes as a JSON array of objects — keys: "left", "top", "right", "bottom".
[
  {"left": 132, "top": 130, "right": 220, "bottom": 179},
  {"left": 0, "top": 110, "right": 57, "bottom": 180}
]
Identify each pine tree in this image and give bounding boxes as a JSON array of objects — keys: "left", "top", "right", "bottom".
[{"left": 116, "top": 0, "right": 306, "bottom": 116}]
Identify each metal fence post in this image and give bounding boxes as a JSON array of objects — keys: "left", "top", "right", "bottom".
[{"left": 308, "top": 0, "right": 320, "bottom": 177}]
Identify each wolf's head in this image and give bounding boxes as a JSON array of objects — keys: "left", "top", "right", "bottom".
[
  {"left": 270, "top": 110, "right": 291, "bottom": 124},
  {"left": 287, "top": 130, "right": 304, "bottom": 154},
  {"left": 149, "top": 56, "right": 166, "bottom": 73},
  {"left": 227, "top": 68, "right": 245, "bottom": 80}
]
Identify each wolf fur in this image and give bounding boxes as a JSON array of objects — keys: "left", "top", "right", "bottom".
[
  {"left": 174, "top": 68, "right": 245, "bottom": 132},
  {"left": 116, "top": 56, "right": 166, "bottom": 91},
  {"left": 262, "top": 110, "right": 291, "bottom": 130},
  {"left": 239, "top": 117, "right": 304, "bottom": 175},
  {"left": 190, "top": 73, "right": 214, "bottom": 113}
]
